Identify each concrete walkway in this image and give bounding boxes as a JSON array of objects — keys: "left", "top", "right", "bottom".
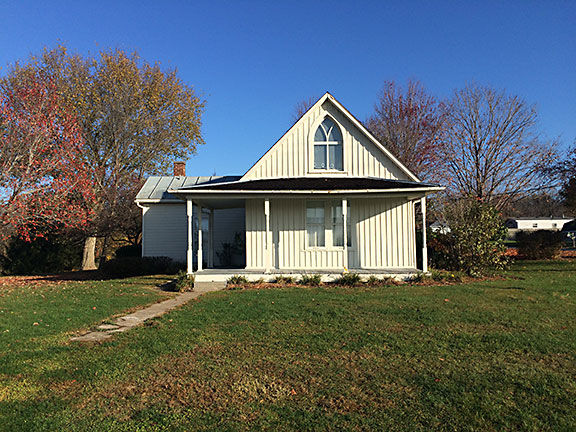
[{"left": 71, "top": 282, "right": 225, "bottom": 342}]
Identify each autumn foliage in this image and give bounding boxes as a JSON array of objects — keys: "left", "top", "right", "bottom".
[{"left": 0, "top": 70, "right": 94, "bottom": 241}]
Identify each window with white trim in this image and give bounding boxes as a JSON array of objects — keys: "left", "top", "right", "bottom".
[
  {"left": 306, "top": 200, "right": 352, "bottom": 248},
  {"left": 313, "top": 118, "right": 343, "bottom": 170},
  {"left": 306, "top": 201, "right": 325, "bottom": 247},
  {"left": 332, "top": 201, "right": 351, "bottom": 247}
]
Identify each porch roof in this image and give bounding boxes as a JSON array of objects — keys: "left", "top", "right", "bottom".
[{"left": 170, "top": 176, "right": 444, "bottom": 195}]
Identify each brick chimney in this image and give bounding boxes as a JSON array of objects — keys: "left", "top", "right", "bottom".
[{"left": 174, "top": 161, "right": 186, "bottom": 177}]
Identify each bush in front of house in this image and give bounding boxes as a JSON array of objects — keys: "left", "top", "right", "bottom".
[
  {"left": 299, "top": 274, "right": 322, "bottom": 286},
  {"left": 430, "top": 199, "right": 508, "bottom": 276},
  {"left": 365, "top": 275, "right": 399, "bottom": 286},
  {"left": 114, "top": 244, "right": 142, "bottom": 258},
  {"left": 334, "top": 272, "right": 362, "bottom": 286},
  {"left": 274, "top": 275, "right": 295, "bottom": 284},
  {"left": 227, "top": 274, "right": 248, "bottom": 286},
  {"left": 428, "top": 231, "right": 458, "bottom": 271},
  {"left": 100, "top": 256, "right": 182, "bottom": 279},
  {"left": 174, "top": 270, "right": 194, "bottom": 292},
  {"left": 516, "top": 230, "right": 565, "bottom": 259}
]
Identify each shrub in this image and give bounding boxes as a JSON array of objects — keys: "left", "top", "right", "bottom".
[
  {"left": 335, "top": 272, "right": 361, "bottom": 286},
  {"left": 365, "top": 275, "right": 399, "bottom": 286},
  {"left": 408, "top": 273, "right": 426, "bottom": 283},
  {"left": 299, "top": 274, "right": 322, "bottom": 286},
  {"left": 429, "top": 269, "right": 463, "bottom": 283},
  {"left": 274, "top": 275, "right": 295, "bottom": 284},
  {"left": 114, "top": 244, "right": 142, "bottom": 258},
  {"left": 516, "top": 230, "right": 565, "bottom": 260},
  {"left": 430, "top": 199, "right": 509, "bottom": 276},
  {"left": 0, "top": 234, "right": 82, "bottom": 275},
  {"left": 227, "top": 274, "right": 248, "bottom": 285},
  {"left": 100, "top": 256, "right": 179, "bottom": 279},
  {"left": 428, "top": 232, "right": 458, "bottom": 271},
  {"left": 174, "top": 270, "right": 194, "bottom": 292}
]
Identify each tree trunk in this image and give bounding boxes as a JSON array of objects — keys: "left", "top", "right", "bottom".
[{"left": 82, "top": 236, "right": 98, "bottom": 270}]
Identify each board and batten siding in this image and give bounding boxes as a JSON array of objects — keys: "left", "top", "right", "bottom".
[
  {"left": 243, "top": 100, "right": 410, "bottom": 181},
  {"left": 245, "top": 197, "right": 416, "bottom": 270},
  {"left": 142, "top": 204, "right": 187, "bottom": 262},
  {"left": 142, "top": 204, "right": 245, "bottom": 265}
]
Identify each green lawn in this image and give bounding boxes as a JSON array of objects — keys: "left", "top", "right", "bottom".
[{"left": 1, "top": 262, "right": 575, "bottom": 431}]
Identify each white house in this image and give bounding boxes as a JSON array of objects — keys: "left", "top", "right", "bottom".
[
  {"left": 136, "top": 93, "right": 444, "bottom": 282},
  {"left": 505, "top": 217, "right": 573, "bottom": 231}
]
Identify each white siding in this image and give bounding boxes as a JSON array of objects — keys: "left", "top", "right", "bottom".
[
  {"left": 243, "top": 100, "right": 410, "bottom": 181},
  {"left": 245, "top": 197, "right": 416, "bottom": 270},
  {"left": 142, "top": 204, "right": 187, "bottom": 262},
  {"left": 515, "top": 219, "right": 571, "bottom": 230},
  {"left": 353, "top": 197, "right": 416, "bottom": 269}
]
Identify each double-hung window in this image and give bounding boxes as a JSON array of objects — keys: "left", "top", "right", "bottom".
[
  {"left": 332, "top": 201, "right": 351, "bottom": 247},
  {"left": 306, "top": 201, "right": 325, "bottom": 247},
  {"left": 314, "top": 118, "right": 343, "bottom": 170},
  {"left": 306, "top": 200, "right": 351, "bottom": 248}
]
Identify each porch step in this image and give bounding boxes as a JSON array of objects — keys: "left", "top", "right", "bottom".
[{"left": 194, "top": 281, "right": 227, "bottom": 292}]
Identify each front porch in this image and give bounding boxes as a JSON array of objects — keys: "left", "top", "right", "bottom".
[{"left": 171, "top": 177, "right": 441, "bottom": 278}]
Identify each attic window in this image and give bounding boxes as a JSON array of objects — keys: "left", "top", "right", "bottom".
[{"left": 314, "top": 118, "right": 343, "bottom": 171}]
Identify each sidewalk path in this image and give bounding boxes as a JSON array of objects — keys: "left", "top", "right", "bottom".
[{"left": 71, "top": 283, "right": 225, "bottom": 342}]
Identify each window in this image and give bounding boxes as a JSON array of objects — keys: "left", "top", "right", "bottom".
[
  {"left": 306, "top": 201, "right": 325, "bottom": 247},
  {"left": 332, "top": 201, "right": 351, "bottom": 247},
  {"left": 313, "top": 117, "right": 343, "bottom": 170},
  {"left": 306, "top": 200, "right": 352, "bottom": 248}
]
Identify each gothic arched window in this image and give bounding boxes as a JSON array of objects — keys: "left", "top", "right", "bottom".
[{"left": 313, "top": 117, "right": 343, "bottom": 170}]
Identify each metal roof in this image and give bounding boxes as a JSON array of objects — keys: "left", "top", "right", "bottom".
[{"left": 136, "top": 175, "right": 241, "bottom": 202}]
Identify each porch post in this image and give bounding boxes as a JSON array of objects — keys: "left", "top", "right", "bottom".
[
  {"left": 197, "top": 204, "right": 203, "bottom": 271},
  {"left": 208, "top": 209, "right": 214, "bottom": 268},
  {"left": 342, "top": 198, "right": 348, "bottom": 270},
  {"left": 421, "top": 197, "right": 428, "bottom": 273},
  {"left": 264, "top": 199, "right": 270, "bottom": 273},
  {"left": 186, "top": 199, "right": 193, "bottom": 274}
]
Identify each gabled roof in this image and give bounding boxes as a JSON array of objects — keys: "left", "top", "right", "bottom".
[
  {"left": 136, "top": 175, "right": 241, "bottom": 202},
  {"left": 241, "top": 92, "right": 420, "bottom": 182}
]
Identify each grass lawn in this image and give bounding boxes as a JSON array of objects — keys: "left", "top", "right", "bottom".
[{"left": 1, "top": 261, "right": 575, "bottom": 431}]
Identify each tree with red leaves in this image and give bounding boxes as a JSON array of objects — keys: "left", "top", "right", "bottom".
[
  {"left": 0, "top": 70, "right": 94, "bottom": 243},
  {"left": 366, "top": 80, "right": 448, "bottom": 181},
  {"left": 8, "top": 46, "right": 205, "bottom": 269}
]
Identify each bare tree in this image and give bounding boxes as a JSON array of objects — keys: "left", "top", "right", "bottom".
[
  {"left": 365, "top": 80, "right": 448, "bottom": 181},
  {"left": 292, "top": 96, "right": 318, "bottom": 124},
  {"left": 504, "top": 193, "right": 566, "bottom": 218},
  {"left": 548, "top": 143, "right": 576, "bottom": 214},
  {"left": 441, "top": 84, "right": 557, "bottom": 209}
]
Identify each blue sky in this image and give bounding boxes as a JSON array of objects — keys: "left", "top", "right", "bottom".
[{"left": 1, "top": 0, "right": 574, "bottom": 176}]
